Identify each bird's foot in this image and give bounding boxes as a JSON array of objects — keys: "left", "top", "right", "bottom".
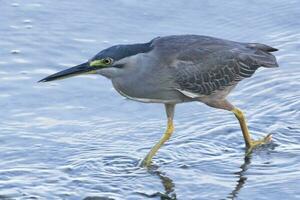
[
  {"left": 246, "top": 133, "right": 272, "bottom": 156},
  {"left": 140, "top": 156, "right": 152, "bottom": 168}
]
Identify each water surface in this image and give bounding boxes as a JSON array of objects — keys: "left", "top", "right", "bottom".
[{"left": 0, "top": 0, "right": 300, "bottom": 199}]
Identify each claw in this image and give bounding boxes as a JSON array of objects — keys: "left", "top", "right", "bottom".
[{"left": 246, "top": 134, "right": 272, "bottom": 156}]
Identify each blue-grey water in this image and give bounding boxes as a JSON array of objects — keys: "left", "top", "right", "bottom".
[{"left": 1, "top": 0, "right": 300, "bottom": 199}]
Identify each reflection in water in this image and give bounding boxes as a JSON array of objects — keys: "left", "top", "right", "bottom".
[
  {"left": 151, "top": 167, "right": 177, "bottom": 200},
  {"left": 142, "top": 156, "right": 251, "bottom": 200},
  {"left": 227, "top": 155, "right": 252, "bottom": 200},
  {"left": 137, "top": 165, "right": 177, "bottom": 200}
]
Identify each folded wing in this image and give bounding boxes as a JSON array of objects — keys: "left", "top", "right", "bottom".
[{"left": 172, "top": 42, "right": 278, "bottom": 97}]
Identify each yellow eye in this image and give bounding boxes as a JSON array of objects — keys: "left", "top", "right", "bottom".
[
  {"left": 90, "top": 58, "right": 114, "bottom": 67},
  {"left": 102, "top": 57, "right": 113, "bottom": 65}
]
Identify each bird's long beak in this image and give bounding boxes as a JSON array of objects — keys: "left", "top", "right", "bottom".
[{"left": 38, "top": 62, "right": 95, "bottom": 82}]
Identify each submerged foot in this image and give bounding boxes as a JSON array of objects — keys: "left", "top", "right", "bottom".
[
  {"left": 140, "top": 156, "right": 152, "bottom": 168},
  {"left": 246, "top": 133, "right": 272, "bottom": 155}
]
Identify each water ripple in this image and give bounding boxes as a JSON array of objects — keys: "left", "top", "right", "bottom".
[{"left": 1, "top": 0, "right": 300, "bottom": 199}]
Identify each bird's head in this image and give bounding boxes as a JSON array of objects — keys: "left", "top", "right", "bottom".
[{"left": 39, "top": 40, "right": 154, "bottom": 82}]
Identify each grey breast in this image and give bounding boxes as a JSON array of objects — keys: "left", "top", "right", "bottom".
[{"left": 112, "top": 50, "right": 188, "bottom": 103}]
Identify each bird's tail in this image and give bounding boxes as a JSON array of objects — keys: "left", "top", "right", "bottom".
[
  {"left": 247, "top": 43, "right": 279, "bottom": 68},
  {"left": 247, "top": 43, "right": 278, "bottom": 52}
]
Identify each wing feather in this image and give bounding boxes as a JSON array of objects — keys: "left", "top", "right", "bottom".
[{"left": 171, "top": 44, "right": 278, "bottom": 97}]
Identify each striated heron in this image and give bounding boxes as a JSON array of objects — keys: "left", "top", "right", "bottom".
[{"left": 39, "top": 35, "right": 278, "bottom": 167}]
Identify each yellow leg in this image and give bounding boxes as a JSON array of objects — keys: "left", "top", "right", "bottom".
[
  {"left": 141, "top": 104, "right": 175, "bottom": 167},
  {"left": 231, "top": 108, "right": 272, "bottom": 154}
]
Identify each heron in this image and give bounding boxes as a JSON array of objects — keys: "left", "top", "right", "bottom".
[{"left": 39, "top": 35, "right": 278, "bottom": 167}]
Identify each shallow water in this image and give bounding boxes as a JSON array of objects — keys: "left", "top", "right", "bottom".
[{"left": 1, "top": 0, "right": 300, "bottom": 199}]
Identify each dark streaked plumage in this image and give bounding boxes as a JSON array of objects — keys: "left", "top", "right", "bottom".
[{"left": 151, "top": 35, "right": 278, "bottom": 97}]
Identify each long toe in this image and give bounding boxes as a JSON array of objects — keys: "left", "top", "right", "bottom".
[{"left": 246, "top": 133, "right": 272, "bottom": 155}]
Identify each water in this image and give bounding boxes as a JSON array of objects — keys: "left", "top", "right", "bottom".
[{"left": 0, "top": 0, "right": 300, "bottom": 199}]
